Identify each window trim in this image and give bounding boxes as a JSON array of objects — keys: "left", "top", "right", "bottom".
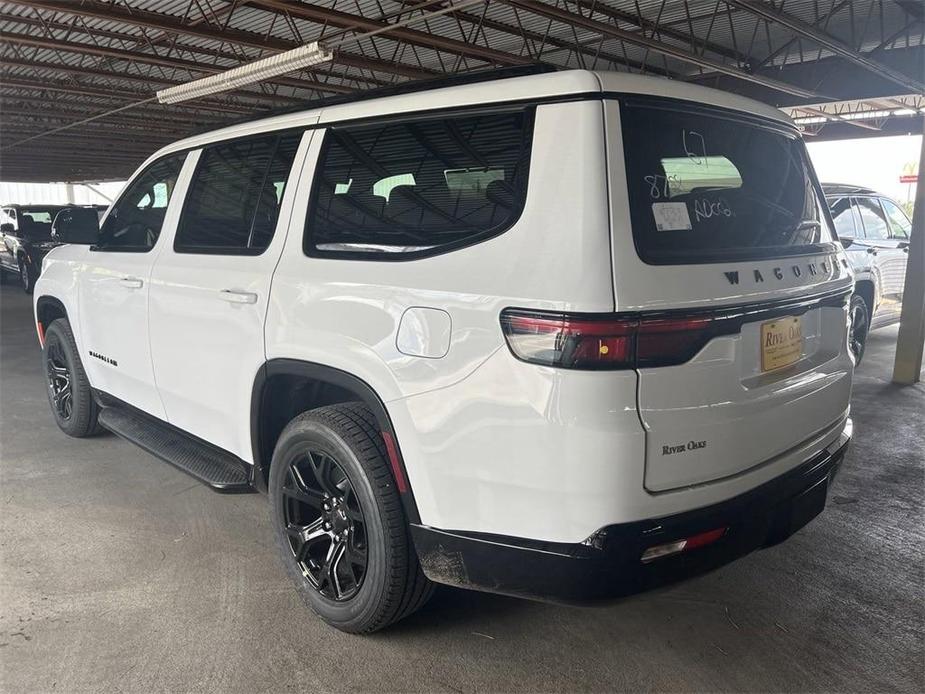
[
  {"left": 91, "top": 152, "right": 187, "bottom": 254},
  {"left": 173, "top": 131, "right": 298, "bottom": 257},
  {"left": 302, "top": 106, "right": 536, "bottom": 262},
  {"left": 618, "top": 96, "right": 838, "bottom": 266},
  {"left": 853, "top": 195, "right": 892, "bottom": 242},
  {"left": 879, "top": 196, "right": 912, "bottom": 240}
]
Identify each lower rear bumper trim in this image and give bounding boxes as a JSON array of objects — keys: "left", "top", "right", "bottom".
[{"left": 411, "top": 419, "right": 851, "bottom": 603}]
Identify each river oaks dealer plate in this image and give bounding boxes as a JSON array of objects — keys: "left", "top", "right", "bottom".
[{"left": 760, "top": 316, "right": 803, "bottom": 372}]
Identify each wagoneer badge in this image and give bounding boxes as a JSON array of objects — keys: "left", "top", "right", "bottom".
[{"left": 722, "top": 258, "right": 847, "bottom": 285}]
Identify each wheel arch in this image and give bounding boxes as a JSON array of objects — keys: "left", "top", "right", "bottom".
[
  {"left": 35, "top": 295, "right": 69, "bottom": 344},
  {"left": 854, "top": 278, "right": 876, "bottom": 315},
  {"left": 250, "top": 358, "right": 420, "bottom": 523}
]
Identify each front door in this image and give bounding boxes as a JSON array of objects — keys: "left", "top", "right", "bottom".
[
  {"left": 77, "top": 152, "right": 190, "bottom": 418},
  {"left": 148, "top": 128, "right": 311, "bottom": 461}
]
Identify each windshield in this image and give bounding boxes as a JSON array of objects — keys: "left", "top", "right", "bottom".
[
  {"left": 620, "top": 99, "right": 834, "bottom": 265},
  {"left": 18, "top": 207, "right": 65, "bottom": 240}
]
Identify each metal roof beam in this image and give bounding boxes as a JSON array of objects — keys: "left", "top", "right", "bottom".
[
  {"left": 724, "top": 0, "right": 925, "bottom": 94},
  {"left": 0, "top": 11, "right": 393, "bottom": 88},
  {"left": 395, "top": 0, "right": 673, "bottom": 76},
  {"left": 0, "top": 75, "right": 254, "bottom": 115},
  {"left": 245, "top": 0, "right": 531, "bottom": 66},
  {"left": 0, "top": 32, "right": 351, "bottom": 98},
  {"left": 503, "top": 0, "right": 821, "bottom": 98},
  {"left": 7, "top": 0, "right": 436, "bottom": 81},
  {"left": 0, "top": 57, "right": 280, "bottom": 111},
  {"left": 565, "top": 0, "right": 749, "bottom": 64}
]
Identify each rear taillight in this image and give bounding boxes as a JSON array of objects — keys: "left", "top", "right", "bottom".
[{"left": 500, "top": 309, "right": 725, "bottom": 370}]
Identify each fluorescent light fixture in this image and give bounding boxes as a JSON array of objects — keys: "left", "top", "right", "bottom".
[{"left": 157, "top": 41, "right": 333, "bottom": 105}]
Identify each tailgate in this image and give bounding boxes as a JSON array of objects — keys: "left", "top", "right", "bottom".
[{"left": 637, "top": 290, "right": 853, "bottom": 491}]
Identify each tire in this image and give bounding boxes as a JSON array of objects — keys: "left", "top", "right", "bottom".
[
  {"left": 18, "top": 258, "right": 35, "bottom": 294},
  {"left": 43, "top": 319, "right": 102, "bottom": 437},
  {"left": 268, "top": 403, "right": 433, "bottom": 633},
  {"left": 849, "top": 293, "right": 870, "bottom": 365}
]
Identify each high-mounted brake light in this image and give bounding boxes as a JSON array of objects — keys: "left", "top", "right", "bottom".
[{"left": 500, "top": 310, "right": 724, "bottom": 370}]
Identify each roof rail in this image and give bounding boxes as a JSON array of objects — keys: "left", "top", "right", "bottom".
[
  {"left": 199, "top": 63, "right": 559, "bottom": 134},
  {"left": 821, "top": 182, "right": 878, "bottom": 195}
]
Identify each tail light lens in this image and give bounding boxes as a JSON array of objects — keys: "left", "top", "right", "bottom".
[
  {"left": 500, "top": 309, "right": 725, "bottom": 370},
  {"left": 501, "top": 291, "right": 850, "bottom": 371}
]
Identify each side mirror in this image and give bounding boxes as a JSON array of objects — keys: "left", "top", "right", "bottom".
[
  {"left": 51, "top": 207, "right": 100, "bottom": 244},
  {"left": 0, "top": 223, "right": 14, "bottom": 234},
  {"left": 839, "top": 237, "right": 855, "bottom": 249}
]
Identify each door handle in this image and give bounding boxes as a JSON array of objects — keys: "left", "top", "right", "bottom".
[
  {"left": 866, "top": 247, "right": 878, "bottom": 255},
  {"left": 218, "top": 289, "right": 258, "bottom": 304},
  {"left": 119, "top": 277, "right": 143, "bottom": 289}
]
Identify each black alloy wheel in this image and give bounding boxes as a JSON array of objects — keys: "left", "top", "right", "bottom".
[
  {"left": 42, "top": 319, "right": 102, "bottom": 437},
  {"left": 19, "top": 259, "right": 34, "bottom": 294},
  {"left": 849, "top": 294, "right": 870, "bottom": 364},
  {"left": 269, "top": 404, "right": 433, "bottom": 633},
  {"left": 45, "top": 337, "right": 73, "bottom": 421},
  {"left": 282, "top": 450, "right": 368, "bottom": 601}
]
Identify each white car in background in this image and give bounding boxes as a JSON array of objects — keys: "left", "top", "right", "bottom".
[
  {"left": 823, "top": 184, "right": 913, "bottom": 362},
  {"left": 34, "top": 68, "right": 853, "bottom": 633}
]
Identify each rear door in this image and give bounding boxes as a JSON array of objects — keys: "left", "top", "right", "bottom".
[
  {"left": 607, "top": 98, "right": 854, "bottom": 492},
  {"left": 147, "top": 128, "right": 310, "bottom": 461}
]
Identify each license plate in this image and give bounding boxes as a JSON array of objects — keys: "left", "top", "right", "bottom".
[{"left": 760, "top": 316, "right": 803, "bottom": 372}]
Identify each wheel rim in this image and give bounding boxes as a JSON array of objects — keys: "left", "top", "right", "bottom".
[
  {"left": 849, "top": 302, "right": 868, "bottom": 360},
  {"left": 45, "top": 341, "right": 72, "bottom": 421},
  {"left": 282, "top": 450, "right": 368, "bottom": 601}
]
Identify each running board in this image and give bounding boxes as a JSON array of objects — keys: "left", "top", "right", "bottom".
[{"left": 98, "top": 406, "right": 254, "bottom": 493}]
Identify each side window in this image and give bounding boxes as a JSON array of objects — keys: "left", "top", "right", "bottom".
[
  {"left": 880, "top": 198, "right": 912, "bottom": 239},
  {"left": 855, "top": 196, "right": 890, "bottom": 241},
  {"left": 305, "top": 109, "right": 533, "bottom": 259},
  {"left": 829, "top": 197, "right": 859, "bottom": 238},
  {"left": 175, "top": 132, "right": 301, "bottom": 254},
  {"left": 97, "top": 153, "right": 186, "bottom": 251}
]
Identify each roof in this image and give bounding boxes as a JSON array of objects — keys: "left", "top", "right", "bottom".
[
  {"left": 821, "top": 183, "right": 881, "bottom": 196},
  {"left": 1, "top": 0, "right": 922, "bottom": 182},
  {"left": 156, "top": 68, "right": 794, "bottom": 162}
]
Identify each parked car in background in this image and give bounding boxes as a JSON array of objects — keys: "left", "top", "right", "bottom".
[
  {"left": 823, "top": 184, "right": 913, "bottom": 362},
  {"left": 0, "top": 204, "right": 69, "bottom": 293}
]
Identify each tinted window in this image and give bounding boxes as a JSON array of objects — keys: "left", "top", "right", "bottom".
[
  {"left": 305, "top": 110, "right": 533, "bottom": 259},
  {"left": 829, "top": 197, "right": 862, "bottom": 238},
  {"left": 15, "top": 207, "right": 63, "bottom": 240},
  {"left": 620, "top": 100, "right": 833, "bottom": 264},
  {"left": 855, "top": 197, "right": 890, "bottom": 240},
  {"left": 97, "top": 154, "right": 186, "bottom": 251},
  {"left": 176, "top": 132, "right": 301, "bottom": 254},
  {"left": 880, "top": 198, "right": 912, "bottom": 239}
]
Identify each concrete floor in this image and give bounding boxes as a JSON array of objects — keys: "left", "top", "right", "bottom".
[{"left": 0, "top": 283, "right": 922, "bottom": 694}]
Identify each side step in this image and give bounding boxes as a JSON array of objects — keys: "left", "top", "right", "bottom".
[{"left": 98, "top": 406, "right": 254, "bottom": 493}]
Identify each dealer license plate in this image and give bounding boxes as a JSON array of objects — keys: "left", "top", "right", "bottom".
[{"left": 760, "top": 316, "right": 803, "bottom": 372}]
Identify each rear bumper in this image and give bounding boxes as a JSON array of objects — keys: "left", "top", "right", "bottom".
[{"left": 411, "top": 418, "right": 851, "bottom": 603}]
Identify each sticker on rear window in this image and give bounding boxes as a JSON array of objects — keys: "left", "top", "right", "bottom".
[{"left": 651, "top": 202, "right": 692, "bottom": 231}]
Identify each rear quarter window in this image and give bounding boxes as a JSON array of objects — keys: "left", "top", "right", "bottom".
[
  {"left": 304, "top": 109, "right": 533, "bottom": 260},
  {"left": 620, "top": 99, "right": 835, "bottom": 265}
]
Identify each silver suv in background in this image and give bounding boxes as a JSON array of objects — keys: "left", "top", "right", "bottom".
[{"left": 823, "top": 184, "right": 913, "bottom": 362}]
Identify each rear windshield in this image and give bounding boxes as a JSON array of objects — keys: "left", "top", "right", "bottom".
[{"left": 620, "top": 99, "right": 834, "bottom": 265}]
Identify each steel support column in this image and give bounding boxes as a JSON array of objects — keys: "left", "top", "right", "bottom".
[{"left": 892, "top": 127, "right": 925, "bottom": 385}]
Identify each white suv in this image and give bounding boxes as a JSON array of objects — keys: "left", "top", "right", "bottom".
[{"left": 35, "top": 68, "right": 854, "bottom": 633}]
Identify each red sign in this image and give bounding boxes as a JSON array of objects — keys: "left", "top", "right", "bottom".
[{"left": 900, "top": 174, "right": 918, "bottom": 183}]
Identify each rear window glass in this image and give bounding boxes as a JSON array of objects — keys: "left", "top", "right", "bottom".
[
  {"left": 620, "top": 100, "right": 834, "bottom": 264},
  {"left": 305, "top": 110, "right": 533, "bottom": 260}
]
